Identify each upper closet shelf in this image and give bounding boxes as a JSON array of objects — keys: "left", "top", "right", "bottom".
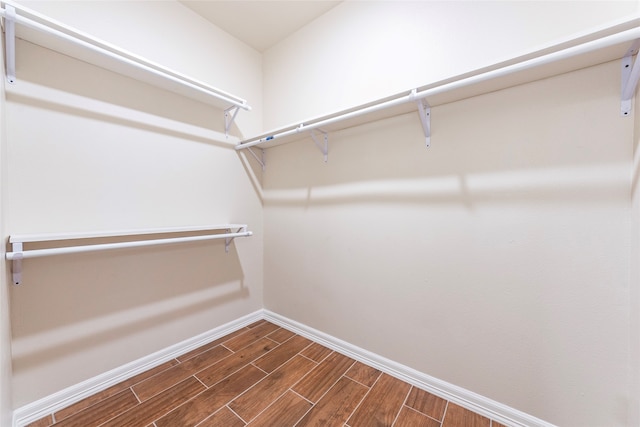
[
  {"left": 236, "top": 19, "right": 640, "bottom": 161},
  {"left": 0, "top": 0, "right": 251, "bottom": 130}
]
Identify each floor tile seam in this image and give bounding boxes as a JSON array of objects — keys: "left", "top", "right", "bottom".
[
  {"left": 229, "top": 354, "right": 319, "bottom": 424},
  {"left": 343, "top": 369, "right": 384, "bottom": 426},
  {"left": 293, "top": 359, "right": 358, "bottom": 405},
  {"left": 290, "top": 388, "right": 317, "bottom": 427},
  {"left": 226, "top": 403, "right": 250, "bottom": 425},
  {"left": 178, "top": 327, "right": 250, "bottom": 362},
  {"left": 252, "top": 339, "right": 318, "bottom": 375},
  {"left": 343, "top": 369, "right": 379, "bottom": 390},
  {"left": 239, "top": 387, "right": 294, "bottom": 425},
  {"left": 265, "top": 328, "right": 296, "bottom": 344},
  {"left": 441, "top": 400, "right": 450, "bottom": 425},
  {"left": 401, "top": 404, "right": 445, "bottom": 424},
  {"left": 390, "top": 386, "right": 418, "bottom": 427},
  {"left": 52, "top": 386, "right": 140, "bottom": 426}
]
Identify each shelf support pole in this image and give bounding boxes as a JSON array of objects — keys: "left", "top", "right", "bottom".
[
  {"left": 4, "top": 5, "right": 16, "bottom": 84},
  {"left": 621, "top": 42, "right": 640, "bottom": 116},
  {"left": 246, "top": 147, "right": 265, "bottom": 171},
  {"left": 310, "top": 129, "right": 328, "bottom": 162},
  {"left": 11, "top": 242, "right": 22, "bottom": 285},
  {"left": 416, "top": 97, "right": 431, "bottom": 148},
  {"left": 225, "top": 106, "right": 241, "bottom": 137}
]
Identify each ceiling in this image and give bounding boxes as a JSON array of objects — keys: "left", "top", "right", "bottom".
[{"left": 180, "top": 1, "right": 342, "bottom": 53}]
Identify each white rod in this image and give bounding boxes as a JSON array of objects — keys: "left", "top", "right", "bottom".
[
  {"left": 5, "top": 231, "right": 253, "bottom": 260},
  {"left": 10, "top": 224, "right": 248, "bottom": 243},
  {"left": 0, "top": 5, "right": 251, "bottom": 111},
  {"left": 236, "top": 25, "right": 640, "bottom": 150}
]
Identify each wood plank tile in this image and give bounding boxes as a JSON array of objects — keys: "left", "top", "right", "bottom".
[
  {"left": 247, "top": 320, "right": 267, "bottom": 328},
  {"left": 344, "top": 361, "right": 381, "bottom": 387},
  {"left": 52, "top": 389, "right": 139, "bottom": 427},
  {"left": 177, "top": 328, "right": 249, "bottom": 362},
  {"left": 405, "top": 386, "right": 447, "bottom": 421},
  {"left": 197, "top": 407, "right": 246, "bottom": 427},
  {"left": 222, "top": 322, "right": 280, "bottom": 351},
  {"left": 442, "top": 403, "right": 491, "bottom": 427},
  {"left": 394, "top": 406, "right": 441, "bottom": 427},
  {"left": 246, "top": 390, "right": 312, "bottom": 427},
  {"left": 296, "top": 377, "right": 368, "bottom": 427},
  {"left": 346, "top": 373, "right": 411, "bottom": 427},
  {"left": 133, "top": 345, "right": 231, "bottom": 401},
  {"left": 100, "top": 377, "right": 205, "bottom": 427},
  {"left": 54, "top": 359, "right": 178, "bottom": 421},
  {"left": 156, "top": 364, "right": 266, "bottom": 427},
  {"left": 292, "top": 351, "right": 355, "bottom": 402},
  {"left": 492, "top": 422, "right": 508, "bottom": 427},
  {"left": 228, "top": 355, "right": 316, "bottom": 422},
  {"left": 266, "top": 327, "right": 296, "bottom": 343},
  {"left": 300, "top": 342, "right": 333, "bottom": 362},
  {"left": 25, "top": 415, "right": 53, "bottom": 427},
  {"left": 252, "top": 334, "right": 312, "bottom": 373},
  {"left": 196, "top": 337, "right": 277, "bottom": 387}
]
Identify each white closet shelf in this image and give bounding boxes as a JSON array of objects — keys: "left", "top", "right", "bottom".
[
  {"left": 236, "top": 19, "right": 640, "bottom": 158},
  {"left": 6, "top": 224, "right": 253, "bottom": 285},
  {"left": 0, "top": 0, "right": 251, "bottom": 114}
]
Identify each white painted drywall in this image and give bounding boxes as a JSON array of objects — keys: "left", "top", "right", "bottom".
[
  {"left": 0, "top": 27, "right": 14, "bottom": 427},
  {"left": 630, "top": 73, "right": 640, "bottom": 427},
  {"left": 263, "top": 60, "right": 633, "bottom": 426},
  {"left": 263, "top": 0, "right": 639, "bottom": 130},
  {"left": 7, "top": 1, "right": 264, "bottom": 407}
]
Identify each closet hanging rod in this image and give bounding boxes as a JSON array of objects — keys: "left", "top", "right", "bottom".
[
  {"left": 5, "top": 230, "right": 253, "bottom": 260},
  {"left": 6, "top": 224, "right": 252, "bottom": 285},
  {"left": 0, "top": 1, "right": 251, "bottom": 111},
  {"left": 236, "top": 24, "right": 640, "bottom": 151}
]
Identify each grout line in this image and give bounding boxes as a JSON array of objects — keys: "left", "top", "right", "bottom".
[
  {"left": 401, "top": 404, "right": 444, "bottom": 425},
  {"left": 442, "top": 400, "right": 450, "bottom": 425},
  {"left": 289, "top": 387, "right": 315, "bottom": 405},
  {"left": 251, "top": 362, "right": 270, "bottom": 375},
  {"left": 226, "top": 404, "right": 249, "bottom": 425},
  {"left": 343, "top": 370, "right": 382, "bottom": 425},
  {"left": 390, "top": 385, "right": 413, "bottom": 427},
  {"left": 130, "top": 386, "right": 142, "bottom": 404},
  {"left": 193, "top": 375, "right": 208, "bottom": 389}
]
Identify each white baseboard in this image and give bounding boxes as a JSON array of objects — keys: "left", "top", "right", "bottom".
[
  {"left": 263, "top": 309, "right": 556, "bottom": 427},
  {"left": 12, "top": 310, "right": 264, "bottom": 427},
  {"left": 14, "top": 309, "right": 555, "bottom": 427}
]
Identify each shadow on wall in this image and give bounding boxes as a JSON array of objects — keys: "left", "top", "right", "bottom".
[
  {"left": 261, "top": 61, "right": 630, "bottom": 203},
  {"left": 12, "top": 40, "right": 233, "bottom": 146},
  {"left": 9, "top": 238, "right": 248, "bottom": 371}
]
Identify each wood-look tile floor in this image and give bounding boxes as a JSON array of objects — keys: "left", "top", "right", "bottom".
[{"left": 27, "top": 320, "right": 509, "bottom": 427}]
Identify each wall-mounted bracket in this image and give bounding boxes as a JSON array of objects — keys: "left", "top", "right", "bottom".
[
  {"left": 224, "top": 105, "right": 241, "bottom": 137},
  {"left": 416, "top": 95, "right": 431, "bottom": 148},
  {"left": 247, "top": 146, "right": 265, "bottom": 171},
  {"left": 11, "top": 242, "right": 22, "bottom": 285},
  {"left": 621, "top": 41, "right": 640, "bottom": 116},
  {"left": 225, "top": 226, "right": 247, "bottom": 253},
  {"left": 310, "top": 129, "right": 328, "bottom": 162},
  {"left": 4, "top": 5, "right": 16, "bottom": 84}
]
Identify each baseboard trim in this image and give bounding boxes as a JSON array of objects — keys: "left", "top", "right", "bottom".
[
  {"left": 14, "top": 309, "right": 555, "bottom": 427},
  {"left": 12, "top": 310, "right": 264, "bottom": 427},
  {"left": 263, "top": 309, "right": 556, "bottom": 427}
]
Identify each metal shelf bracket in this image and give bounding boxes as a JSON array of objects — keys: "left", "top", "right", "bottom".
[
  {"left": 225, "top": 105, "right": 241, "bottom": 136},
  {"left": 225, "top": 225, "right": 247, "bottom": 253},
  {"left": 310, "top": 129, "right": 328, "bottom": 162},
  {"left": 4, "top": 5, "right": 16, "bottom": 84},
  {"left": 413, "top": 90, "right": 431, "bottom": 147},
  {"left": 621, "top": 42, "right": 640, "bottom": 116},
  {"left": 247, "top": 146, "right": 265, "bottom": 171},
  {"left": 11, "top": 242, "right": 22, "bottom": 285}
]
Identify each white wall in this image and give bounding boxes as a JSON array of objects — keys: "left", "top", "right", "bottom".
[
  {"left": 631, "top": 73, "right": 640, "bottom": 427},
  {"left": 7, "top": 1, "right": 264, "bottom": 407},
  {"left": 263, "top": 60, "right": 633, "bottom": 426},
  {"left": 263, "top": 0, "right": 639, "bottom": 129},
  {"left": 0, "top": 26, "right": 14, "bottom": 427}
]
